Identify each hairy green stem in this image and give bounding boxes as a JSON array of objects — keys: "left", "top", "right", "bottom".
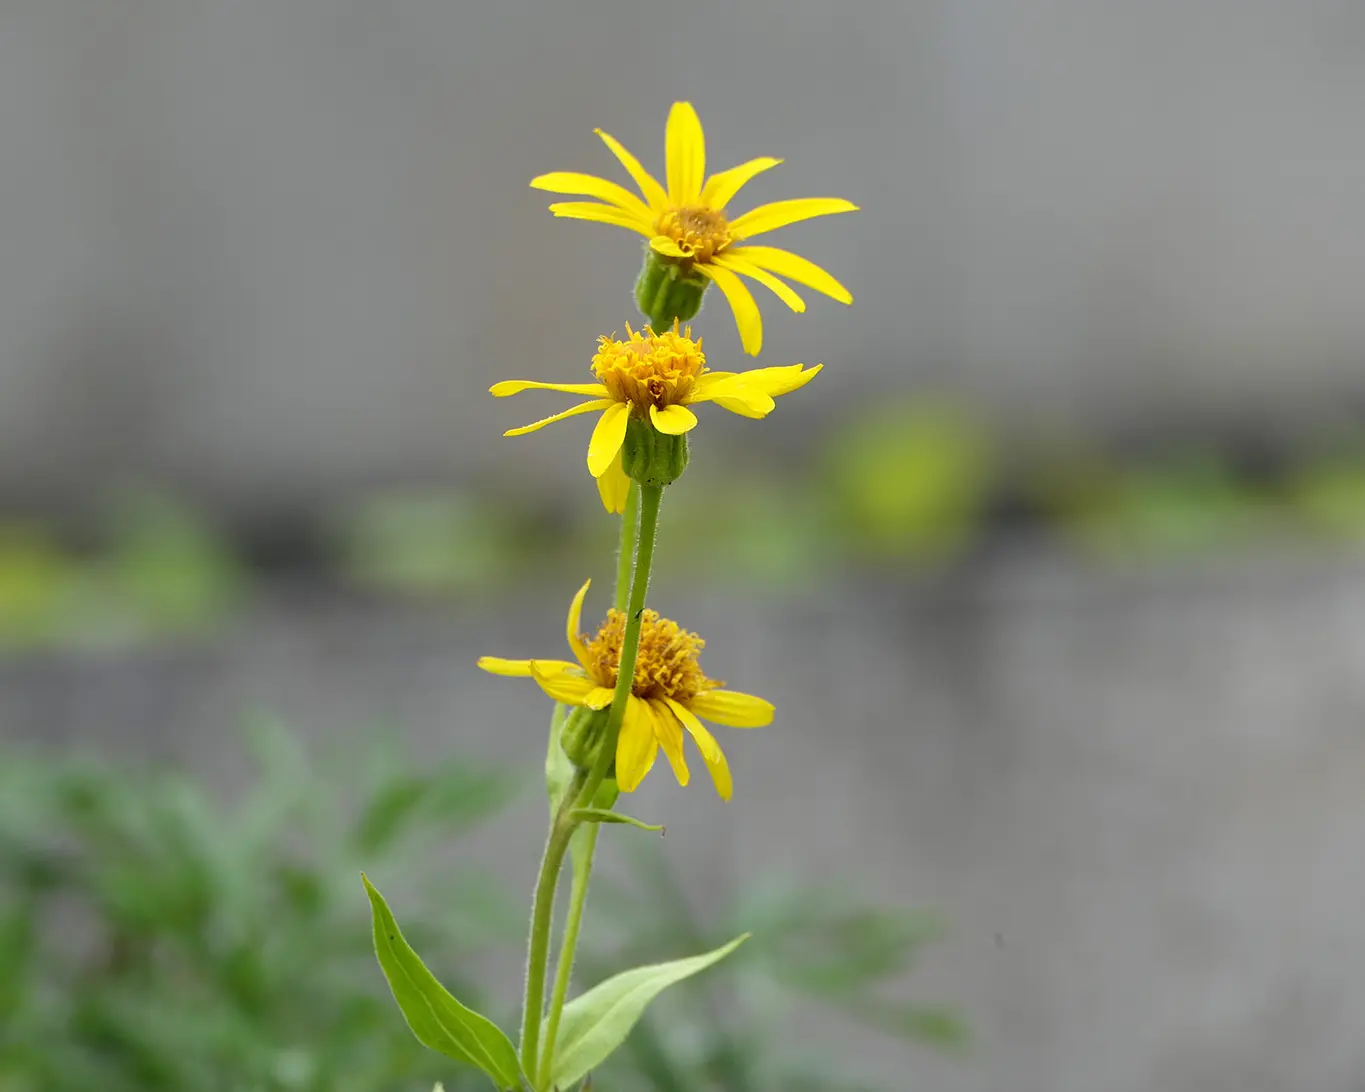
[
  {"left": 538, "top": 821, "right": 598, "bottom": 1087},
  {"left": 537, "top": 482, "right": 640, "bottom": 1082},
  {"left": 574, "top": 483, "right": 662, "bottom": 812},
  {"left": 519, "top": 770, "right": 585, "bottom": 1081},
  {"left": 615, "top": 482, "right": 639, "bottom": 613},
  {"left": 522, "top": 483, "right": 661, "bottom": 1088}
]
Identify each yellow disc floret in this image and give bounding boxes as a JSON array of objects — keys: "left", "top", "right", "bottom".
[
  {"left": 655, "top": 206, "right": 733, "bottom": 263},
  {"left": 582, "top": 608, "right": 716, "bottom": 703},
  {"left": 531, "top": 101, "right": 858, "bottom": 355},
  {"left": 477, "top": 579, "right": 776, "bottom": 798},
  {"left": 591, "top": 323, "right": 707, "bottom": 413}
]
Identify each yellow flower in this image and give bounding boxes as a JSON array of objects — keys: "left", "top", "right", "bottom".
[
  {"left": 478, "top": 580, "right": 774, "bottom": 799},
  {"left": 531, "top": 101, "right": 858, "bottom": 356},
  {"left": 490, "top": 323, "right": 821, "bottom": 512}
]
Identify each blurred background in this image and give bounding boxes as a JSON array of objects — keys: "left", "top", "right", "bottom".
[{"left": 3, "top": 2, "right": 1365, "bottom": 1090}]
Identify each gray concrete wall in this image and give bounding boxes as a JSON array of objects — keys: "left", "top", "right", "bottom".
[
  {"left": 5, "top": 554, "right": 1365, "bottom": 1091},
  {"left": 3, "top": 1, "right": 1365, "bottom": 508}
]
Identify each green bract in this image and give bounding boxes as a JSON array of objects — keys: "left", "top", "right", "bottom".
[
  {"left": 621, "top": 414, "right": 690, "bottom": 488},
  {"left": 635, "top": 248, "right": 709, "bottom": 330}
]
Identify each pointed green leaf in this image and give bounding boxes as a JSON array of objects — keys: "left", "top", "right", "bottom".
[
  {"left": 569, "top": 808, "right": 664, "bottom": 834},
  {"left": 362, "top": 874, "right": 522, "bottom": 1090},
  {"left": 549, "top": 933, "right": 749, "bottom": 1088}
]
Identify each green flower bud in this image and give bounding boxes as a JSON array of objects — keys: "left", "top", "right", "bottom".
[
  {"left": 621, "top": 414, "right": 690, "bottom": 488},
  {"left": 560, "top": 705, "right": 611, "bottom": 772},
  {"left": 635, "top": 248, "right": 708, "bottom": 329}
]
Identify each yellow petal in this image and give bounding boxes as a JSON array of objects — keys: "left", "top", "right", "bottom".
[
  {"left": 504, "top": 399, "right": 615, "bottom": 438},
  {"left": 688, "top": 689, "right": 775, "bottom": 728},
  {"left": 595, "top": 128, "right": 669, "bottom": 210},
  {"left": 707, "top": 363, "right": 822, "bottom": 399},
  {"left": 729, "top": 197, "right": 859, "bottom": 240},
  {"left": 712, "top": 254, "right": 806, "bottom": 313},
  {"left": 751, "top": 362, "right": 823, "bottom": 397},
  {"left": 531, "top": 659, "right": 590, "bottom": 676},
  {"left": 710, "top": 394, "right": 775, "bottom": 419},
  {"left": 665, "top": 102, "right": 705, "bottom": 206},
  {"left": 649, "top": 235, "right": 691, "bottom": 259},
  {"left": 726, "top": 245, "right": 852, "bottom": 304},
  {"left": 565, "top": 579, "right": 592, "bottom": 670},
  {"left": 649, "top": 403, "right": 698, "bottom": 435},
  {"left": 697, "top": 364, "right": 821, "bottom": 418},
  {"left": 530, "top": 172, "right": 654, "bottom": 222},
  {"left": 615, "top": 696, "right": 659, "bottom": 792},
  {"left": 529, "top": 666, "right": 597, "bottom": 706},
  {"left": 596, "top": 449, "right": 631, "bottom": 514},
  {"left": 664, "top": 698, "right": 733, "bottom": 800},
  {"left": 650, "top": 700, "right": 690, "bottom": 787},
  {"left": 700, "top": 157, "right": 783, "bottom": 210},
  {"left": 587, "top": 401, "right": 630, "bottom": 477},
  {"left": 490, "top": 379, "right": 610, "bottom": 398},
  {"left": 477, "top": 656, "right": 536, "bottom": 677},
  {"left": 698, "top": 264, "right": 763, "bottom": 357},
  {"left": 687, "top": 375, "right": 776, "bottom": 416},
  {"left": 547, "top": 201, "right": 653, "bottom": 236},
  {"left": 585, "top": 686, "right": 615, "bottom": 709}
]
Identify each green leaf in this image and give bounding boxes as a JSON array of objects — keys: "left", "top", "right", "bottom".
[
  {"left": 362, "top": 874, "right": 522, "bottom": 1089},
  {"left": 549, "top": 933, "right": 749, "bottom": 1088},
  {"left": 569, "top": 808, "right": 664, "bottom": 834}
]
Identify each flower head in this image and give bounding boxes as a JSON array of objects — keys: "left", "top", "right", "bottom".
[
  {"left": 478, "top": 580, "right": 774, "bottom": 799},
  {"left": 490, "top": 323, "right": 821, "bottom": 511},
  {"left": 532, "top": 102, "right": 857, "bottom": 355}
]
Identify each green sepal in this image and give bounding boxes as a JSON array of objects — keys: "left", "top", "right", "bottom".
[
  {"left": 361, "top": 874, "right": 523, "bottom": 1090},
  {"left": 569, "top": 808, "right": 664, "bottom": 835},
  {"left": 621, "top": 415, "right": 689, "bottom": 488},
  {"left": 560, "top": 706, "right": 610, "bottom": 771},
  {"left": 546, "top": 703, "right": 574, "bottom": 814},
  {"left": 547, "top": 933, "right": 750, "bottom": 1089},
  {"left": 635, "top": 248, "right": 708, "bottom": 329}
]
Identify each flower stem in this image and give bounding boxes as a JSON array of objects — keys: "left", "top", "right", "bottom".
[
  {"left": 538, "top": 483, "right": 638, "bottom": 1085},
  {"left": 615, "top": 482, "right": 638, "bottom": 613},
  {"left": 521, "top": 483, "right": 662, "bottom": 1089},
  {"left": 519, "top": 770, "right": 585, "bottom": 1082},
  {"left": 576, "top": 483, "right": 663, "bottom": 812},
  {"left": 538, "top": 820, "right": 598, "bottom": 1087}
]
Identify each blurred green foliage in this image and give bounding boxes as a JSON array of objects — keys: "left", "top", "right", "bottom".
[
  {"left": 7, "top": 409, "right": 1365, "bottom": 654},
  {"left": 0, "top": 721, "right": 521, "bottom": 1092},
  {"left": 0, "top": 723, "right": 960, "bottom": 1092},
  {"left": 335, "top": 491, "right": 528, "bottom": 599},
  {"left": 586, "top": 847, "right": 967, "bottom": 1092},
  {"left": 823, "top": 399, "right": 994, "bottom": 563},
  {"left": 1287, "top": 445, "right": 1365, "bottom": 540},
  {"left": 1045, "top": 452, "right": 1274, "bottom": 560},
  {"left": 0, "top": 492, "right": 243, "bottom": 653}
]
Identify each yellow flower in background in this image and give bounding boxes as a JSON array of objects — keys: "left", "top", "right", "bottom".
[
  {"left": 490, "top": 323, "right": 821, "bottom": 512},
  {"left": 478, "top": 580, "right": 774, "bottom": 799},
  {"left": 531, "top": 102, "right": 858, "bottom": 356}
]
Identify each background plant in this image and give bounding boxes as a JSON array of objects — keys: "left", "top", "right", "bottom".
[{"left": 0, "top": 722, "right": 960, "bottom": 1092}]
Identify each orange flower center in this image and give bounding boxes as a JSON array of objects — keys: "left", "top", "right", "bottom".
[
  {"left": 591, "top": 323, "right": 707, "bottom": 413},
  {"left": 583, "top": 608, "right": 717, "bottom": 703},
  {"left": 656, "top": 206, "right": 733, "bottom": 264}
]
